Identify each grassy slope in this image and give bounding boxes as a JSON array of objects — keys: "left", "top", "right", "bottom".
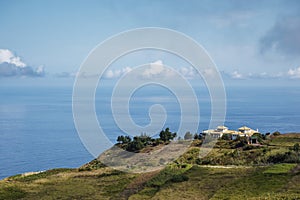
[
  {"left": 1, "top": 134, "right": 300, "bottom": 200},
  {"left": 130, "top": 164, "right": 299, "bottom": 200}
]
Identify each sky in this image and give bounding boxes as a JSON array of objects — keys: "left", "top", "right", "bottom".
[{"left": 1, "top": 0, "right": 300, "bottom": 84}]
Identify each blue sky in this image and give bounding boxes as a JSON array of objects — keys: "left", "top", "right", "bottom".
[{"left": 1, "top": 0, "right": 300, "bottom": 82}]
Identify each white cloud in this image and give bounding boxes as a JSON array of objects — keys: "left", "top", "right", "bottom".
[
  {"left": 104, "top": 66, "right": 132, "bottom": 79},
  {"left": 0, "top": 49, "right": 26, "bottom": 67},
  {"left": 287, "top": 67, "right": 300, "bottom": 79},
  {"left": 178, "top": 67, "right": 197, "bottom": 79},
  {"left": 231, "top": 70, "right": 243, "bottom": 79},
  {"left": 0, "top": 49, "right": 45, "bottom": 77},
  {"left": 227, "top": 70, "right": 286, "bottom": 80},
  {"left": 142, "top": 60, "right": 175, "bottom": 78}
]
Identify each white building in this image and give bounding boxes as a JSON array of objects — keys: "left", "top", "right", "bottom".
[
  {"left": 202, "top": 125, "right": 260, "bottom": 140},
  {"left": 202, "top": 126, "right": 236, "bottom": 139}
]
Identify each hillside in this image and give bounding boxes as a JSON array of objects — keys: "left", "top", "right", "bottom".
[{"left": 1, "top": 133, "right": 300, "bottom": 200}]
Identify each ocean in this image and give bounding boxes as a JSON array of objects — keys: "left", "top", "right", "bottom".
[{"left": 0, "top": 83, "right": 300, "bottom": 179}]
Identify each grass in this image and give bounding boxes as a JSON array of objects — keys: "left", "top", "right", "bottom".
[
  {"left": 268, "top": 134, "right": 300, "bottom": 147},
  {"left": 8, "top": 168, "right": 75, "bottom": 182},
  {"left": 1, "top": 167, "right": 136, "bottom": 200},
  {"left": 138, "top": 166, "right": 254, "bottom": 200},
  {"left": 213, "top": 164, "right": 300, "bottom": 199},
  {"left": 0, "top": 185, "right": 26, "bottom": 200},
  {"left": 1, "top": 164, "right": 299, "bottom": 200},
  {"left": 263, "top": 163, "right": 297, "bottom": 174}
]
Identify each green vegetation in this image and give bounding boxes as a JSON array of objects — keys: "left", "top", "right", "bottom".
[
  {"left": 1, "top": 133, "right": 300, "bottom": 199},
  {"left": 221, "top": 133, "right": 231, "bottom": 140},
  {"left": 272, "top": 131, "right": 281, "bottom": 136},
  {"left": 159, "top": 128, "right": 177, "bottom": 142},
  {"left": 0, "top": 185, "right": 26, "bottom": 200},
  {"left": 263, "top": 163, "right": 297, "bottom": 174},
  {"left": 116, "top": 128, "right": 177, "bottom": 152},
  {"left": 293, "top": 143, "right": 300, "bottom": 152}
]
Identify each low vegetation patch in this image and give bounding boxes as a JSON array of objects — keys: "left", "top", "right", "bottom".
[
  {"left": 263, "top": 163, "right": 297, "bottom": 174},
  {"left": 7, "top": 168, "right": 75, "bottom": 182},
  {"left": 0, "top": 185, "right": 26, "bottom": 200}
]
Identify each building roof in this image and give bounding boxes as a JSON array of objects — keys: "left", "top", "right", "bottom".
[
  {"left": 238, "top": 126, "right": 251, "bottom": 130},
  {"left": 203, "top": 125, "right": 259, "bottom": 136},
  {"left": 217, "top": 125, "right": 228, "bottom": 129}
]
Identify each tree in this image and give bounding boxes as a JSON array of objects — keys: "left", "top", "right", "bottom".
[
  {"left": 159, "top": 129, "right": 168, "bottom": 142},
  {"left": 126, "top": 140, "right": 144, "bottom": 152},
  {"left": 159, "top": 128, "right": 177, "bottom": 142},
  {"left": 117, "top": 135, "right": 131, "bottom": 144},
  {"left": 124, "top": 136, "right": 131, "bottom": 143},
  {"left": 117, "top": 135, "right": 125, "bottom": 144},
  {"left": 184, "top": 131, "right": 193, "bottom": 140},
  {"left": 139, "top": 133, "right": 151, "bottom": 144}
]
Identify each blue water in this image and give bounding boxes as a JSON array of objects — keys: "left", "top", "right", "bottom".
[{"left": 0, "top": 84, "right": 300, "bottom": 179}]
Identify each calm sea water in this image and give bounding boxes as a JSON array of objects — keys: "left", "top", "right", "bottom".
[{"left": 0, "top": 84, "right": 300, "bottom": 179}]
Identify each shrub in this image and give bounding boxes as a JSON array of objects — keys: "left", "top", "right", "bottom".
[
  {"left": 169, "top": 174, "right": 189, "bottom": 183},
  {"left": 126, "top": 139, "right": 145, "bottom": 152},
  {"left": 252, "top": 132, "right": 264, "bottom": 143},
  {"left": 272, "top": 131, "right": 281, "bottom": 136},
  {"left": 243, "top": 144, "right": 255, "bottom": 150},
  {"left": 267, "top": 151, "right": 300, "bottom": 164},
  {"left": 234, "top": 136, "right": 248, "bottom": 148},
  {"left": 221, "top": 134, "right": 231, "bottom": 140},
  {"left": 293, "top": 143, "right": 299, "bottom": 152}
]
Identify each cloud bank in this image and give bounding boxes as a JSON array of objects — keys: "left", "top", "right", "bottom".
[
  {"left": 102, "top": 60, "right": 300, "bottom": 81},
  {"left": 103, "top": 60, "right": 199, "bottom": 80},
  {"left": 260, "top": 15, "right": 300, "bottom": 56},
  {"left": 0, "top": 49, "right": 45, "bottom": 77}
]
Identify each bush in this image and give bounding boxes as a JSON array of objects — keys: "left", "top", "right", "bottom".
[
  {"left": 169, "top": 174, "right": 189, "bottom": 183},
  {"left": 293, "top": 143, "right": 299, "bottom": 152},
  {"left": 126, "top": 139, "right": 145, "bottom": 152},
  {"left": 252, "top": 132, "right": 264, "bottom": 143},
  {"left": 234, "top": 136, "right": 248, "bottom": 148},
  {"left": 267, "top": 151, "right": 300, "bottom": 164},
  {"left": 193, "top": 133, "right": 200, "bottom": 140},
  {"left": 221, "top": 134, "right": 231, "bottom": 140},
  {"left": 242, "top": 144, "right": 255, "bottom": 150},
  {"left": 272, "top": 131, "right": 281, "bottom": 136}
]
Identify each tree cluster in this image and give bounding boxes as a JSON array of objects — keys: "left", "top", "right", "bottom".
[{"left": 116, "top": 128, "right": 177, "bottom": 152}]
